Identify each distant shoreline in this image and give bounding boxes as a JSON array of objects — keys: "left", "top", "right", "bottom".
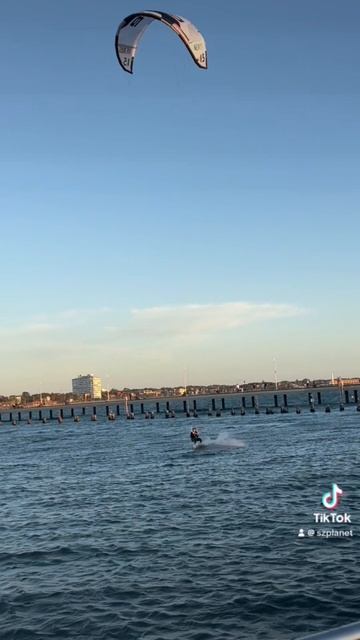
[{"left": 1, "top": 383, "right": 357, "bottom": 412}]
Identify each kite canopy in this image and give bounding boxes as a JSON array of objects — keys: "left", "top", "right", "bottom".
[{"left": 115, "top": 10, "right": 207, "bottom": 74}]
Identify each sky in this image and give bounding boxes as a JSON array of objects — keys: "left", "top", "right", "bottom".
[{"left": 1, "top": 0, "right": 360, "bottom": 394}]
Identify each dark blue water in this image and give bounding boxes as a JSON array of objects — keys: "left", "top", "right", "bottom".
[{"left": 1, "top": 411, "right": 359, "bottom": 639}]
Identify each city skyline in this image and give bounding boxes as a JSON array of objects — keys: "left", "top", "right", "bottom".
[
  {"left": 0, "top": 351, "right": 358, "bottom": 398},
  {"left": 1, "top": 0, "right": 360, "bottom": 395},
  {"left": 1, "top": 372, "right": 358, "bottom": 402}
]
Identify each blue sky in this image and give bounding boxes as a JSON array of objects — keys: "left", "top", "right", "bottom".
[{"left": 1, "top": 0, "right": 359, "bottom": 394}]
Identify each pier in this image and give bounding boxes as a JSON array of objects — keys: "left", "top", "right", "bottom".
[{"left": 0, "top": 387, "right": 359, "bottom": 424}]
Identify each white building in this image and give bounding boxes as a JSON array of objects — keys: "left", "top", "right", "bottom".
[{"left": 72, "top": 374, "right": 102, "bottom": 400}]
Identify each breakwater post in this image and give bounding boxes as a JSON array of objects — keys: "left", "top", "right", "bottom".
[{"left": 2, "top": 385, "right": 360, "bottom": 425}]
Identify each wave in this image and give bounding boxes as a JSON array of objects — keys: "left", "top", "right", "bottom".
[{"left": 193, "top": 432, "right": 245, "bottom": 452}]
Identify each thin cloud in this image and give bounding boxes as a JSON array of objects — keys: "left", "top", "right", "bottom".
[
  {"left": 56, "top": 307, "right": 111, "bottom": 320},
  {"left": 0, "top": 322, "right": 63, "bottom": 337},
  {"left": 0, "top": 307, "right": 112, "bottom": 338},
  {"left": 130, "top": 301, "right": 306, "bottom": 337}
]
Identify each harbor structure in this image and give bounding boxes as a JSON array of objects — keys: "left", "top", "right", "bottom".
[{"left": 1, "top": 384, "right": 359, "bottom": 424}]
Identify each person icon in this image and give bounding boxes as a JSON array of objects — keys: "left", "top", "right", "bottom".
[{"left": 298, "top": 528, "right": 305, "bottom": 538}]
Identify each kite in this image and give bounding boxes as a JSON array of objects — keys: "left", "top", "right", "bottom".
[{"left": 115, "top": 11, "right": 207, "bottom": 74}]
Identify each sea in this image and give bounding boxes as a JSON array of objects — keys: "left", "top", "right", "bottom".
[{"left": 0, "top": 407, "right": 359, "bottom": 640}]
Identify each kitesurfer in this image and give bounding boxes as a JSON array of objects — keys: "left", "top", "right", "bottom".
[{"left": 190, "top": 427, "right": 202, "bottom": 444}]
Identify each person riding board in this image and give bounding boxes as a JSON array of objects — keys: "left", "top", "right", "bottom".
[{"left": 190, "top": 427, "right": 202, "bottom": 444}]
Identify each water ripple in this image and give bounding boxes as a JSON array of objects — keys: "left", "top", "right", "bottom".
[{"left": 0, "top": 414, "right": 359, "bottom": 639}]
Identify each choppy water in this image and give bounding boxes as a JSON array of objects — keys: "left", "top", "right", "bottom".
[{"left": 1, "top": 411, "right": 359, "bottom": 639}]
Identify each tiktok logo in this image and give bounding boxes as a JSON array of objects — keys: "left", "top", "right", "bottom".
[{"left": 321, "top": 483, "right": 343, "bottom": 510}]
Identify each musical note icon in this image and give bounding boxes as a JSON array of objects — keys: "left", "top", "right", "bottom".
[{"left": 321, "top": 483, "right": 343, "bottom": 510}]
